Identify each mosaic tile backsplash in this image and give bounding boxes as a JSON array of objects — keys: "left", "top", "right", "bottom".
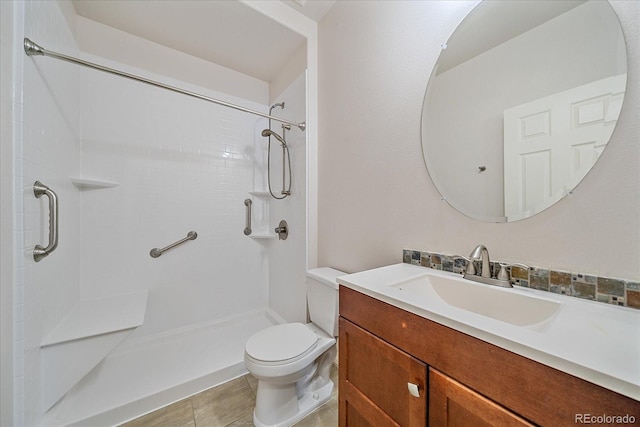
[{"left": 403, "top": 249, "right": 640, "bottom": 310}]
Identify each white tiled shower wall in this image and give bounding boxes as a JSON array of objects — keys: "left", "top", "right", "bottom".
[
  {"left": 79, "top": 62, "right": 269, "bottom": 338},
  {"left": 16, "top": 2, "right": 83, "bottom": 426}
]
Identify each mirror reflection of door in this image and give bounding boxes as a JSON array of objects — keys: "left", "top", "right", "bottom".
[
  {"left": 421, "top": 0, "right": 627, "bottom": 222},
  {"left": 503, "top": 75, "right": 626, "bottom": 221}
]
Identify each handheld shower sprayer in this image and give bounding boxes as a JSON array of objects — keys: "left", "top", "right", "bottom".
[
  {"left": 261, "top": 129, "right": 287, "bottom": 147},
  {"left": 262, "top": 101, "right": 292, "bottom": 199}
]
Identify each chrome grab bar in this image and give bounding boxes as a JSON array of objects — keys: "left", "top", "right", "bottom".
[
  {"left": 33, "top": 181, "right": 59, "bottom": 262},
  {"left": 150, "top": 231, "right": 197, "bottom": 258},
  {"left": 244, "top": 199, "right": 252, "bottom": 236}
]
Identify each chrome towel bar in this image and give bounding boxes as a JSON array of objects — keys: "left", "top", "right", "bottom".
[
  {"left": 150, "top": 231, "right": 197, "bottom": 258},
  {"left": 244, "top": 199, "right": 252, "bottom": 236},
  {"left": 33, "top": 181, "right": 58, "bottom": 262}
]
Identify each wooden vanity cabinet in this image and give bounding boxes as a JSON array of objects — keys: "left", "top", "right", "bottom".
[
  {"left": 338, "top": 286, "right": 640, "bottom": 426},
  {"left": 339, "top": 317, "right": 427, "bottom": 426}
]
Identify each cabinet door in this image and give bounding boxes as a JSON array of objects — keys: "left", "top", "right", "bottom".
[
  {"left": 339, "top": 318, "right": 427, "bottom": 427},
  {"left": 429, "top": 368, "right": 534, "bottom": 427}
]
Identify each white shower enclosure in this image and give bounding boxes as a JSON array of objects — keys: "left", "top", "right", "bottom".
[{"left": 3, "top": 2, "right": 310, "bottom": 426}]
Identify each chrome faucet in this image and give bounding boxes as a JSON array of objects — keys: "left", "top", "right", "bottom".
[
  {"left": 469, "top": 244, "right": 491, "bottom": 278},
  {"left": 463, "top": 244, "right": 513, "bottom": 288}
]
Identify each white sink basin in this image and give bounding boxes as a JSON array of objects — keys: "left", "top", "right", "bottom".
[{"left": 391, "top": 273, "right": 561, "bottom": 326}]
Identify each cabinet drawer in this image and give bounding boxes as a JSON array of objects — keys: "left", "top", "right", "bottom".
[
  {"left": 339, "top": 318, "right": 427, "bottom": 427},
  {"left": 429, "top": 368, "right": 534, "bottom": 427}
]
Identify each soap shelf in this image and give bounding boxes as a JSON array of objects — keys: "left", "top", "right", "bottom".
[
  {"left": 245, "top": 191, "right": 275, "bottom": 240},
  {"left": 250, "top": 234, "right": 276, "bottom": 240},
  {"left": 70, "top": 177, "right": 119, "bottom": 190}
]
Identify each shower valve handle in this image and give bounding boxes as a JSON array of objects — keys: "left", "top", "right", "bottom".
[{"left": 275, "top": 220, "right": 288, "bottom": 240}]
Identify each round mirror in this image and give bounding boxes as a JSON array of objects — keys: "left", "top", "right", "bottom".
[{"left": 421, "top": 0, "right": 627, "bottom": 222}]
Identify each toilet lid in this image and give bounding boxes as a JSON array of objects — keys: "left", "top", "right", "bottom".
[{"left": 246, "top": 323, "right": 318, "bottom": 363}]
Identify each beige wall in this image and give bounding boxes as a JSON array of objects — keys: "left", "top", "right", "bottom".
[
  {"left": 269, "top": 42, "right": 307, "bottom": 103},
  {"left": 317, "top": 0, "right": 639, "bottom": 280},
  {"left": 76, "top": 16, "right": 269, "bottom": 105}
]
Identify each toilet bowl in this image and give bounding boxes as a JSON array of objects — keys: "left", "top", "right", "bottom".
[{"left": 244, "top": 268, "right": 344, "bottom": 427}]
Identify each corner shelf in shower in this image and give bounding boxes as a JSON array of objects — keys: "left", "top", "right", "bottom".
[
  {"left": 246, "top": 191, "right": 275, "bottom": 240},
  {"left": 70, "top": 177, "right": 119, "bottom": 190},
  {"left": 250, "top": 234, "right": 276, "bottom": 240},
  {"left": 40, "top": 291, "right": 148, "bottom": 411}
]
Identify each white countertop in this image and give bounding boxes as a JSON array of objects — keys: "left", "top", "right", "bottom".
[{"left": 337, "top": 263, "right": 640, "bottom": 401}]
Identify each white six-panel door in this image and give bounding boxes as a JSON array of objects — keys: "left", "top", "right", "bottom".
[{"left": 503, "top": 75, "right": 625, "bottom": 221}]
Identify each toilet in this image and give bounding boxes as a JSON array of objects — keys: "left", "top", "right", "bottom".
[{"left": 244, "top": 267, "right": 344, "bottom": 427}]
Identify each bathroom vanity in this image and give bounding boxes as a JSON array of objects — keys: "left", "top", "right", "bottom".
[{"left": 337, "top": 264, "right": 640, "bottom": 426}]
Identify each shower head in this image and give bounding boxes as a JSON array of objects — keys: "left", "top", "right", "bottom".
[{"left": 261, "top": 129, "right": 287, "bottom": 147}]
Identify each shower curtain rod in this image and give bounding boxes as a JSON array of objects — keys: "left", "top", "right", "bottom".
[{"left": 23, "top": 38, "right": 306, "bottom": 132}]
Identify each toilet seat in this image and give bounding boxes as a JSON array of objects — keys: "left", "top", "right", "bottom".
[{"left": 245, "top": 323, "right": 318, "bottom": 365}]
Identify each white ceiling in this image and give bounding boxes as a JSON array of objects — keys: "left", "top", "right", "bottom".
[{"left": 71, "top": 0, "right": 334, "bottom": 82}]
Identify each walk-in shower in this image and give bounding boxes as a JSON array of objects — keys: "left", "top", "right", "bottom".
[{"left": 10, "top": 10, "right": 309, "bottom": 423}]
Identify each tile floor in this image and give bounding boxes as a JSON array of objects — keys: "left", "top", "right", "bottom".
[{"left": 120, "top": 364, "right": 338, "bottom": 427}]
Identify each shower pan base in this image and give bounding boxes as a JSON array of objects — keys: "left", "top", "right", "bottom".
[{"left": 42, "top": 309, "right": 281, "bottom": 427}]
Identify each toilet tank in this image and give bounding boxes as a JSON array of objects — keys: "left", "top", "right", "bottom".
[{"left": 306, "top": 267, "right": 345, "bottom": 337}]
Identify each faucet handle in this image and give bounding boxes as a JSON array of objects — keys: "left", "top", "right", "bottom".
[
  {"left": 497, "top": 262, "right": 530, "bottom": 281},
  {"left": 453, "top": 255, "right": 476, "bottom": 275}
]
